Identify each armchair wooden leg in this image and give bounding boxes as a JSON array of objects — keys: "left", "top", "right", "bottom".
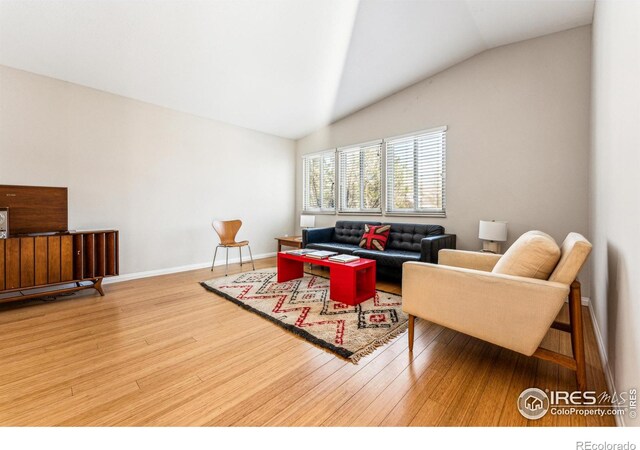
[
  {"left": 569, "top": 280, "right": 587, "bottom": 391},
  {"left": 533, "top": 280, "right": 588, "bottom": 391},
  {"left": 408, "top": 315, "right": 415, "bottom": 353}
]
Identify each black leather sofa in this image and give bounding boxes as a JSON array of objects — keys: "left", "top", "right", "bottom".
[{"left": 302, "top": 220, "right": 456, "bottom": 280}]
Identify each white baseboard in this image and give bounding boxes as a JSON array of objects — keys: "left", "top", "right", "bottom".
[
  {"left": 103, "top": 251, "right": 276, "bottom": 285},
  {"left": 565, "top": 296, "right": 590, "bottom": 306},
  {"left": 586, "top": 300, "right": 623, "bottom": 427}
]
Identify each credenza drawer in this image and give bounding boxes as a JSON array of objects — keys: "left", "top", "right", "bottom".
[{"left": 5, "top": 238, "right": 20, "bottom": 290}]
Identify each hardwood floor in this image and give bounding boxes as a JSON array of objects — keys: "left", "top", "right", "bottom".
[{"left": 0, "top": 257, "right": 614, "bottom": 426}]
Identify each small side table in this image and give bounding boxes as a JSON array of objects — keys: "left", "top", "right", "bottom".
[{"left": 275, "top": 235, "right": 303, "bottom": 252}]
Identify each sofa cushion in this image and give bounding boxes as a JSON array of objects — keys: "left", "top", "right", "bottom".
[
  {"left": 359, "top": 224, "right": 391, "bottom": 250},
  {"left": 354, "top": 248, "right": 421, "bottom": 269},
  {"left": 333, "top": 220, "right": 380, "bottom": 245},
  {"left": 492, "top": 230, "right": 561, "bottom": 280},
  {"left": 384, "top": 223, "right": 444, "bottom": 252},
  {"left": 305, "top": 242, "right": 361, "bottom": 255}
]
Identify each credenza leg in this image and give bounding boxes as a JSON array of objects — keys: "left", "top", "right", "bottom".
[{"left": 94, "top": 278, "right": 105, "bottom": 296}]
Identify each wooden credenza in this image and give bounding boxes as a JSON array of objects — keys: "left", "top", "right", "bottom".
[{"left": 0, "top": 230, "right": 119, "bottom": 304}]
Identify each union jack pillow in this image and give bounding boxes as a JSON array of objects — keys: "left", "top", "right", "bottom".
[{"left": 359, "top": 224, "right": 391, "bottom": 251}]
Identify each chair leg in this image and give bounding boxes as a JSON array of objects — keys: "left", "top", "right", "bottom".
[
  {"left": 569, "top": 280, "right": 587, "bottom": 391},
  {"left": 247, "top": 245, "right": 255, "bottom": 271},
  {"left": 239, "top": 246, "right": 243, "bottom": 267},
  {"left": 408, "top": 315, "right": 415, "bottom": 353},
  {"left": 225, "top": 247, "right": 229, "bottom": 276},
  {"left": 211, "top": 246, "right": 219, "bottom": 271}
]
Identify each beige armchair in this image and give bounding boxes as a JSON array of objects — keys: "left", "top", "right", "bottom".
[{"left": 402, "top": 232, "right": 592, "bottom": 390}]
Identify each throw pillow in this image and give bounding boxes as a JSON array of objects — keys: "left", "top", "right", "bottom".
[
  {"left": 492, "top": 230, "right": 561, "bottom": 280},
  {"left": 359, "top": 224, "right": 391, "bottom": 251}
]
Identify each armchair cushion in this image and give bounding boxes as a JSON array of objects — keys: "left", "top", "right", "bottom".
[{"left": 492, "top": 230, "right": 560, "bottom": 280}]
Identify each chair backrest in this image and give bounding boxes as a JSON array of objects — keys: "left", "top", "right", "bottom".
[
  {"left": 548, "top": 232, "right": 592, "bottom": 284},
  {"left": 212, "top": 220, "right": 242, "bottom": 245}
]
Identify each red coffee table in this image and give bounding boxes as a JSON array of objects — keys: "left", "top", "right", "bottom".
[{"left": 277, "top": 252, "right": 376, "bottom": 306}]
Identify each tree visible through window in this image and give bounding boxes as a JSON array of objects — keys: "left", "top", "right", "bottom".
[
  {"left": 338, "top": 142, "right": 381, "bottom": 213},
  {"left": 303, "top": 151, "right": 335, "bottom": 212},
  {"left": 385, "top": 127, "right": 446, "bottom": 216}
]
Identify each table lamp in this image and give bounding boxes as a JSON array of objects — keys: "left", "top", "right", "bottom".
[
  {"left": 479, "top": 220, "right": 507, "bottom": 253},
  {"left": 300, "top": 215, "right": 316, "bottom": 229}
]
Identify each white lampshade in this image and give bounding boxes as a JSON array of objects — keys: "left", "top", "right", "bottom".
[
  {"left": 300, "top": 215, "right": 316, "bottom": 228},
  {"left": 479, "top": 220, "right": 507, "bottom": 242}
]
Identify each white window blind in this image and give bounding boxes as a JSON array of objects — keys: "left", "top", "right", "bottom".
[
  {"left": 338, "top": 141, "right": 382, "bottom": 213},
  {"left": 385, "top": 127, "right": 446, "bottom": 216},
  {"left": 302, "top": 151, "right": 335, "bottom": 212}
]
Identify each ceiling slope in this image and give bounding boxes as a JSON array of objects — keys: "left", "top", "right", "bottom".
[{"left": 0, "top": 0, "right": 594, "bottom": 139}]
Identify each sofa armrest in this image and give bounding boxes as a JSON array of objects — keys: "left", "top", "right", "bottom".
[
  {"left": 402, "top": 262, "right": 569, "bottom": 356},
  {"left": 420, "top": 234, "right": 456, "bottom": 263},
  {"left": 438, "top": 249, "right": 502, "bottom": 272},
  {"left": 302, "top": 227, "right": 334, "bottom": 247}
]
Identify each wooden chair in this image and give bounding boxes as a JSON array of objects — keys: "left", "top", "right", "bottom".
[
  {"left": 211, "top": 220, "right": 255, "bottom": 276},
  {"left": 402, "top": 232, "right": 592, "bottom": 391}
]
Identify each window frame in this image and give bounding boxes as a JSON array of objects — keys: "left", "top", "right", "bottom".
[
  {"left": 337, "top": 139, "right": 383, "bottom": 215},
  {"left": 301, "top": 150, "right": 337, "bottom": 214},
  {"left": 384, "top": 126, "right": 447, "bottom": 218}
]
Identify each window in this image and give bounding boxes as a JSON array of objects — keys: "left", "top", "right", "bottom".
[
  {"left": 302, "top": 151, "right": 335, "bottom": 212},
  {"left": 385, "top": 127, "right": 446, "bottom": 216},
  {"left": 302, "top": 127, "right": 447, "bottom": 217},
  {"left": 338, "top": 141, "right": 382, "bottom": 213}
]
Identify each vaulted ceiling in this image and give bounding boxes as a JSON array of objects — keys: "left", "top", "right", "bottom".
[{"left": 0, "top": 0, "right": 594, "bottom": 139}]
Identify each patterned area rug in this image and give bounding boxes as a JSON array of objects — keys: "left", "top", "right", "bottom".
[{"left": 201, "top": 268, "right": 407, "bottom": 363}]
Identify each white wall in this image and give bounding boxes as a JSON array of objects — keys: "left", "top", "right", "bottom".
[
  {"left": 296, "top": 26, "right": 592, "bottom": 287},
  {"left": 0, "top": 65, "right": 296, "bottom": 276},
  {"left": 590, "top": 0, "right": 640, "bottom": 427}
]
